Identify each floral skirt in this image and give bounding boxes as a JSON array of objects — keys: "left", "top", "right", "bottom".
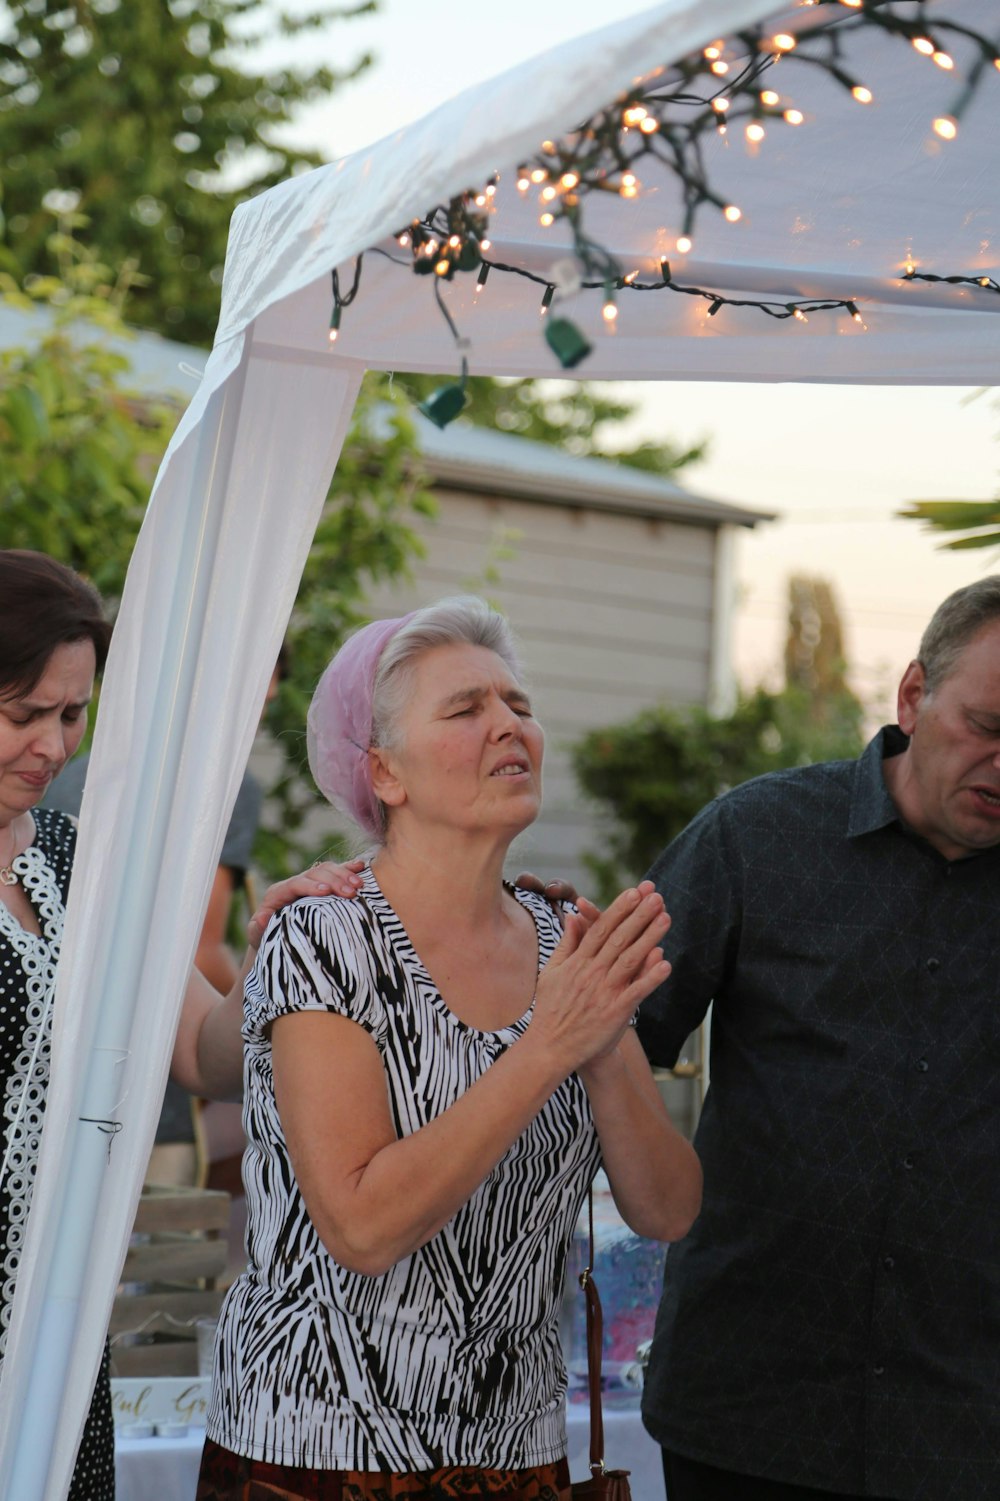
[{"left": 195, "top": 1438, "right": 570, "bottom": 1501}]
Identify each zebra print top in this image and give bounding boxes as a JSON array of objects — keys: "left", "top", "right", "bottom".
[{"left": 207, "top": 868, "right": 600, "bottom": 1472}]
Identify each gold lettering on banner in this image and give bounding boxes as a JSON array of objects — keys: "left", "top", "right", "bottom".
[
  {"left": 174, "top": 1384, "right": 208, "bottom": 1423},
  {"left": 112, "top": 1385, "right": 153, "bottom": 1420}
]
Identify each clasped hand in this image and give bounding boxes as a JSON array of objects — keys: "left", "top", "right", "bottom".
[{"left": 531, "top": 881, "right": 670, "bottom": 1074}]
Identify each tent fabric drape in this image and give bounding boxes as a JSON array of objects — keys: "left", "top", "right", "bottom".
[{"left": 0, "top": 0, "right": 996, "bottom": 1493}]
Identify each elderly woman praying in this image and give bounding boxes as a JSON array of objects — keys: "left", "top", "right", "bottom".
[{"left": 198, "top": 596, "right": 701, "bottom": 1501}]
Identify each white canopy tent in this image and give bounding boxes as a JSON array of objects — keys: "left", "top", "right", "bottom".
[{"left": 0, "top": 0, "right": 996, "bottom": 1494}]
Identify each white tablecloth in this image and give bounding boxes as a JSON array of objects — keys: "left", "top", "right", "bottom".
[{"left": 115, "top": 1405, "right": 664, "bottom": 1501}]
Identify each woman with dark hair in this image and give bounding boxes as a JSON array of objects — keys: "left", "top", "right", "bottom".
[{"left": 0, "top": 549, "right": 354, "bottom": 1499}]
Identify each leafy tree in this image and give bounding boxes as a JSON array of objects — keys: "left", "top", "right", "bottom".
[
  {"left": 396, "top": 373, "right": 707, "bottom": 475},
  {"left": 572, "top": 577, "right": 865, "bottom": 901},
  {"left": 898, "top": 496, "right": 1000, "bottom": 551},
  {"left": 0, "top": 244, "right": 434, "bottom": 874},
  {"left": 0, "top": 0, "right": 374, "bottom": 346},
  {"left": 0, "top": 237, "right": 177, "bottom": 601}
]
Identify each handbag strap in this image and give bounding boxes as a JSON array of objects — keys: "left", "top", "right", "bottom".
[{"left": 579, "top": 1187, "right": 606, "bottom": 1475}]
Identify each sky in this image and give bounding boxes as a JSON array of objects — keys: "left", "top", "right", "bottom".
[{"left": 264, "top": 0, "right": 1000, "bottom": 722}]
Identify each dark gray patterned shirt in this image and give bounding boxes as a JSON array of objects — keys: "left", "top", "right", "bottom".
[{"left": 638, "top": 728, "right": 1000, "bottom": 1501}]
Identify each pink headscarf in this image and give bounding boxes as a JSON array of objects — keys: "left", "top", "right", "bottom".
[{"left": 306, "top": 613, "right": 416, "bottom": 838}]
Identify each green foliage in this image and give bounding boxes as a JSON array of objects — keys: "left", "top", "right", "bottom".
[
  {"left": 898, "top": 497, "right": 1000, "bottom": 551},
  {"left": 572, "top": 685, "right": 866, "bottom": 903},
  {"left": 0, "top": 0, "right": 374, "bottom": 346},
  {"left": 0, "top": 262, "right": 434, "bottom": 877},
  {"left": 395, "top": 373, "right": 708, "bottom": 475},
  {"left": 0, "top": 253, "right": 178, "bottom": 601}
]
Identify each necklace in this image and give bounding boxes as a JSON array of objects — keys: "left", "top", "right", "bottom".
[{"left": 0, "top": 825, "right": 20, "bottom": 887}]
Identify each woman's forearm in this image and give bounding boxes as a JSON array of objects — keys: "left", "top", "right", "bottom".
[
  {"left": 170, "top": 951, "right": 250, "bottom": 1100},
  {"left": 579, "top": 1031, "right": 702, "bottom": 1242}
]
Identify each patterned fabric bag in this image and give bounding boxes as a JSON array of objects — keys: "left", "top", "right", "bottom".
[{"left": 569, "top": 1192, "right": 632, "bottom": 1501}]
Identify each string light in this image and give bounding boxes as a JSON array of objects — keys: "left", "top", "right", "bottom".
[
  {"left": 328, "top": 304, "right": 341, "bottom": 343},
  {"left": 371, "top": 6, "right": 998, "bottom": 395}
]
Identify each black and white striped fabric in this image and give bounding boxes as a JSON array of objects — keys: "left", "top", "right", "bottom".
[{"left": 207, "top": 869, "right": 600, "bottom": 1472}]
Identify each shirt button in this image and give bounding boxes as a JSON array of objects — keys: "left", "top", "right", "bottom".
[
  {"left": 903, "top": 1155, "right": 915, "bottom": 1170},
  {"left": 925, "top": 957, "right": 940, "bottom": 973},
  {"left": 915, "top": 1058, "right": 929, "bottom": 1073},
  {"left": 873, "top": 1365, "right": 886, "bottom": 1377},
  {"left": 882, "top": 1256, "right": 895, "bottom": 1271}
]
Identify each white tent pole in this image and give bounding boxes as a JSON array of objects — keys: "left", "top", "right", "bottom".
[{"left": 1, "top": 337, "right": 252, "bottom": 1501}]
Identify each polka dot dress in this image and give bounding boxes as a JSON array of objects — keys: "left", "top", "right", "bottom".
[{"left": 1, "top": 808, "right": 115, "bottom": 1500}]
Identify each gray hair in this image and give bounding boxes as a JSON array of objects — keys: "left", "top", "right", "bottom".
[
  {"left": 917, "top": 576, "right": 1000, "bottom": 693},
  {"left": 369, "top": 597, "right": 523, "bottom": 837}
]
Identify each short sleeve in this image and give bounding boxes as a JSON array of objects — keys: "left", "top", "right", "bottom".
[{"left": 243, "top": 895, "right": 388, "bottom": 1049}]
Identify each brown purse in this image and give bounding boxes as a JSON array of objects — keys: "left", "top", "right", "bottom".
[{"left": 569, "top": 1190, "right": 633, "bottom": 1501}]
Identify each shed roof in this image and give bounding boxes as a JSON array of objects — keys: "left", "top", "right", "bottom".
[{"left": 411, "top": 412, "right": 772, "bottom": 529}]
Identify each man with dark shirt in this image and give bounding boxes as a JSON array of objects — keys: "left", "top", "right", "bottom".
[{"left": 638, "top": 577, "right": 1000, "bottom": 1501}]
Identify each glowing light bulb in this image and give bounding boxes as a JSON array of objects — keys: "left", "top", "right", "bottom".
[
  {"left": 912, "top": 37, "right": 934, "bottom": 56},
  {"left": 639, "top": 116, "right": 659, "bottom": 134},
  {"left": 933, "top": 115, "right": 958, "bottom": 140},
  {"left": 620, "top": 172, "right": 639, "bottom": 199},
  {"left": 541, "top": 140, "right": 555, "bottom": 153},
  {"left": 530, "top": 168, "right": 547, "bottom": 183},
  {"left": 448, "top": 235, "right": 461, "bottom": 247},
  {"left": 784, "top": 108, "right": 804, "bottom": 125},
  {"left": 517, "top": 174, "right": 530, "bottom": 193},
  {"left": 852, "top": 85, "right": 873, "bottom": 103},
  {"left": 760, "top": 90, "right": 780, "bottom": 106},
  {"left": 541, "top": 185, "right": 557, "bottom": 201},
  {"left": 676, "top": 235, "right": 693, "bottom": 254},
  {"left": 485, "top": 183, "right": 496, "bottom": 197},
  {"left": 994, "top": 57, "right": 1000, "bottom": 72},
  {"left": 746, "top": 122, "right": 766, "bottom": 142},
  {"left": 623, "top": 269, "right": 638, "bottom": 284},
  {"left": 839, "top": 0, "right": 862, "bottom": 7},
  {"left": 540, "top": 211, "right": 554, "bottom": 226},
  {"left": 602, "top": 301, "right": 618, "bottom": 323},
  {"left": 704, "top": 45, "right": 721, "bottom": 60},
  {"left": 434, "top": 258, "right": 450, "bottom": 276},
  {"left": 723, "top": 204, "right": 742, "bottom": 223},
  {"left": 792, "top": 307, "right": 808, "bottom": 322},
  {"left": 474, "top": 194, "right": 486, "bottom": 207},
  {"left": 480, "top": 238, "right": 491, "bottom": 252},
  {"left": 425, "top": 239, "right": 438, "bottom": 255},
  {"left": 904, "top": 260, "right": 916, "bottom": 275},
  {"left": 980, "top": 277, "right": 992, "bottom": 287},
  {"left": 398, "top": 232, "right": 411, "bottom": 248},
  {"left": 712, "top": 97, "right": 730, "bottom": 113},
  {"left": 772, "top": 33, "right": 796, "bottom": 51},
  {"left": 933, "top": 51, "right": 954, "bottom": 70},
  {"left": 623, "top": 105, "right": 648, "bottom": 126},
  {"left": 711, "top": 60, "right": 729, "bottom": 76},
  {"left": 561, "top": 172, "right": 579, "bottom": 189}
]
